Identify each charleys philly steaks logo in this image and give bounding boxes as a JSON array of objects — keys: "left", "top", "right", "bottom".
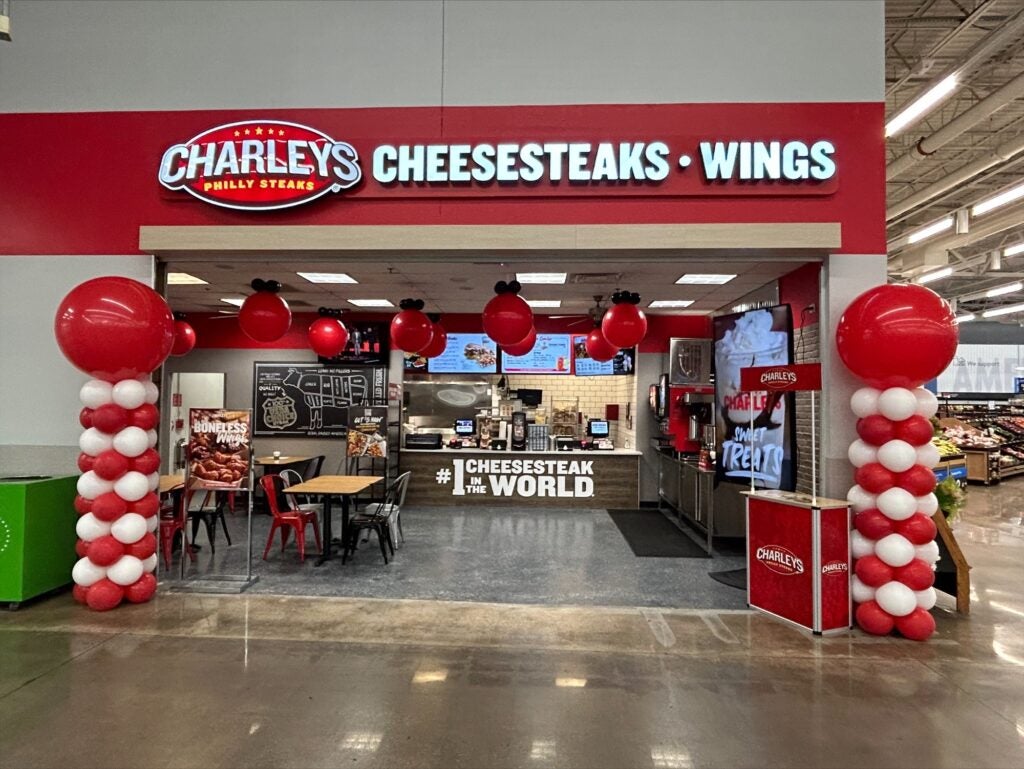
[{"left": 158, "top": 120, "right": 362, "bottom": 210}]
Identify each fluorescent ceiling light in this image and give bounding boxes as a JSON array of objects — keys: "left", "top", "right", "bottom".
[
  {"left": 954, "top": 313, "right": 975, "bottom": 324},
  {"left": 411, "top": 670, "right": 448, "bottom": 684},
  {"left": 220, "top": 297, "right": 245, "bottom": 307},
  {"left": 915, "top": 267, "right": 953, "bottom": 284},
  {"left": 675, "top": 273, "right": 736, "bottom": 285},
  {"left": 649, "top": 300, "right": 695, "bottom": 308},
  {"left": 517, "top": 272, "right": 567, "bottom": 284},
  {"left": 1004, "top": 243, "right": 1024, "bottom": 257},
  {"left": 296, "top": 271, "right": 358, "bottom": 284},
  {"left": 554, "top": 677, "right": 587, "bottom": 688},
  {"left": 167, "top": 272, "right": 208, "bottom": 285},
  {"left": 982, "top": 302, "right": 1024, "bottom": 318},
  {"left": 347, "top": 298, "right": 394, "bottom": 308},
  {"left": 525, "top": 299, "right": 561, "bottom": 308},
  {"left": 972, "top": 181, "right": 1024, "bottom": 217},
  {"left": 907, "top": 217, "right": 953, "bottom": 245},
  {"left": 985, "top": 281, "right": 1023, "bottom": 298},
  {"left": 885, "top": 75, "right": 958, "bottom": 137}
]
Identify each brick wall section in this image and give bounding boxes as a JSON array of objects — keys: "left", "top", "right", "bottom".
[{"left": 793, "top": 323, "right": 820, "bottom": 495}]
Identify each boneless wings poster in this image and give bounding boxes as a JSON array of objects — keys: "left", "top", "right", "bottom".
[{"left": 189, "top": 409, "right": 252, "bottom": 489}]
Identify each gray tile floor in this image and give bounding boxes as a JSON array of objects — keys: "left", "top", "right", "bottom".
[{"left": 168, "top": 505, "right": 748, "bottom": 609}]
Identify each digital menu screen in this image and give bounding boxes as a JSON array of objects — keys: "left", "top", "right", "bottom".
[
  {"left": 571, "top": 335, "right": 636, "bottom": 376},
  {"left": 501, "top": 334, "right": 572, "bottom": 374},
  {"left": 428, "top": 333, "right": 499, "bottom": 374}
]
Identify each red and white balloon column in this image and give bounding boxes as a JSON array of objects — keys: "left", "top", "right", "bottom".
[
  {"left": 836, "top": 284, "right": 958, "bottom": 641},
  {"left": 55, "top": 277, "right": 175, "bottom": 611}
]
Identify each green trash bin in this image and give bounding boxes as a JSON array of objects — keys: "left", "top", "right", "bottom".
[{"left": 0, "top": 475, "right": 79, "bottom": 607}]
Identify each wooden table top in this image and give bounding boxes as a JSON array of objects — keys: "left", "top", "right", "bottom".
[
  {"left": 283, "top": 475, "right": 383, "bottom": 495},
  {"left": 158, "top": 474, "right": 185, "bottom": 494},
  {"left": 255, "top": 456, "right": 313, "bottom": 466}
]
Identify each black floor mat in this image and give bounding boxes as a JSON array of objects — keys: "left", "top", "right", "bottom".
[
  {"left": 708, "top": 568, "right": 747, "bottom": 590},
  {"left": 606, "top": 509, "right": 710, "bottom": 558}
]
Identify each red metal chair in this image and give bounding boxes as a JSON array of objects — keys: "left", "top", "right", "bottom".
[
  {"left": 260, "top": 473, "right": 322, "bottom": 562},
  {"left": 159, "top": 486, "right": 196, "bottom": 570}
]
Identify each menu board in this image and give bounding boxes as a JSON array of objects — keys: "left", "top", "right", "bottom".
[
  {"left": 188, "top": 409, "right": 251, "bottom": 489},
  {"left": 318, "top": 321, "right": 390, "bottom": 366},
  {"left": 428, "top": 333, "right": 498, "bottom": 374},
  {"left": 501, "top": 334, "right": 572, "bottom": 374},
  {"left": 571, "top": 335, "right": 636, "bottom": 376}
]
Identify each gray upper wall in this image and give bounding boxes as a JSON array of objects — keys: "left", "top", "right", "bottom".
[{"left": 0, "top": 0, "right": 883, "bottom": 112}]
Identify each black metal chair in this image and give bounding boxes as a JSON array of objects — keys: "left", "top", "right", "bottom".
[
  {"left": 302, "top": 455, "right": 326, "bottom": 481},
  {"left": 342, "top": 474, "right": 401, "bottom": 564}
]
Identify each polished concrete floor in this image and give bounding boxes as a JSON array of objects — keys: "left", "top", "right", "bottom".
[{"left": 1, "top": 486, "right": 1023, "bottom": 768}]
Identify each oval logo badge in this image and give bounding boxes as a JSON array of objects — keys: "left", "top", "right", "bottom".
[
  {"left": 821, "top": 560, "right": 849, "bottom": 576},
  {"left": 755, "top": 545, "right": 805, "bottom": 575},
  {"left": 158, "top": 120, "right": 362, "bottom": 211}
]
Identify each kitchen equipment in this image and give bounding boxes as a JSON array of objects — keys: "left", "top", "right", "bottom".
[
  {"left": 404, "top": 433, "right": 442, "bottom": 450},
  {"left": 527, "top": 424, "right": 550, "bottom": 451},
  {"left": 511, "top": 411, "right": 527, "bottom": 451}
]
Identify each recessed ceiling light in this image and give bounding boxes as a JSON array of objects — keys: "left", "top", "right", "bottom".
[
  {"left": 348, "top": 299, "right": 394, "bottom": 308},
  {"left": 516, "top": 272, "right": 567, "bottom": 284},
  {"left": 526, "top": 300, "right": 561, "bottom": 308},
  {"left": 649, "top": 300, "right": 695, "bottom": 308},
  {"left": 167, "top": 272, "right": 208, "bottom": 285},
  {"left": 675, "top": 274, "right": 736, "bottom": 285},
  {"left": 296, "top": 271, "right": 358, "bottom": 284},
  {"left": 221, "top": 297, "right": 245, "bottom": 307}
]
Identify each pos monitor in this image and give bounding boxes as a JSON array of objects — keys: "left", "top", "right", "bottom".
[
  {"left": 454, "top": 418, "right": 477, "bottom": 436},
  {"left": 587, "top": 420, "right": 610, "bottom": 438}
]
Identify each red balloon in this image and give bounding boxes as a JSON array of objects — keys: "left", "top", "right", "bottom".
[
  {"left": 390, "top": 309, "right": 434, "bottom": 353},
  {"left": 602, "top": 302, "right": 648, "bottom": 349},
  {"left": 895, "top": 607, "right": 936, "bottom": 641},
  {"left": 93, "top": 450, "right": 130, "bottom": 481},
  {"left": 75, "top": 538, "right": 90, "bottom": 558},
  {"left": 77, "top": 453, "right": 96, "bottom": 473},
  {"left": 896, "top": 465, "right": 937, "bottom": 497},
  {"left": 854, "top": 508, "right": 894, "bottom": 540},
  {"left": 836, "top": 284, "right": 958, "bottom": 389},
  {"left": 171, "top": 319, "right": 197, "bottom": 356},
  {"left": 502, "top": 327, "right": 538, "bottom": 357},
  {"left": 74, "top": 495, "right": 93, "bottom": 515},
  {"left": 132, "top": 448, "right": 161, "bottom": 476},
  {"left": 857, "top": 415, "right": 896, "bottom": 446},
  {"left": 91, "top": 491, "right": 128, "bottom": 522},
  {"left": 87, "top": 535, "right": 125, "bottom": 567},
  {"left": 125, "top": 532, "right": 157, "bottom": 560},
  {"left": 86, "top": 579, "right": 124, "bottom": 611},
  {"left": 130, "top": 492, "right": 160, "bottom": 519},
  {"left": 79, "top": 407, "right": 94, "bottom": 429},
  {"left": 308, "top": 317, "right": 349, "bottom": 358},
  {"left": 130, "top": 404, "right": 159, "bottom": 431},
  {"left": 482, "top": 293, "right": 534, "bottom": 346},
  {"left": 894, "top": 558, "right": 935, "bottom": 591},
  {"left": 856, "top": 600, "right": 896, "bottom": 635},
  {"left": 894, "top": 415, "right": 934, "bottom": 446},
  {"left": 895, "top": 513, "right": 937, "bottom": 545},
  {"left": 854, "top": 555, "right": 894, "bottom": 587},
  {"left": 91, "top": 403, "right": 130, "bottom": 434},
  {"left": 854, "top": 463, "right": 895, "bottom": 494},
  {"left": 72, "top": 583, "right": 90, "bottom": 604},
  {"left": 124, "top": 572, "right": 158, "bottom": 604},
  {"left": 420, "top": 322, "right": 448, "bottom": 358},
  {"left": 239, "top": 291, "right": 291, "bottom": 342},
  {"left": 54, "top": 277, "right": 175, "bottom": 382},
  {"left": 585, "top": 328, "right": 619, "bottom": 362}
]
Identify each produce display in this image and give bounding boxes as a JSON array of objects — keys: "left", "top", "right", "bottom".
[
  {"left": 938, "top": 414, "right": 1024, "bottom": 482},
  {"left": 939, "top": 424, "right": 1001, "bottom": 449},
  {"left": 931, "top": 435, "right": 963, "bottom": 458}
]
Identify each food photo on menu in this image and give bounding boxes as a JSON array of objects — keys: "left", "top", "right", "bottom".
[
  {"left": 188, "top": 409, "right": 252, "bottom": 488},
  {"left": 425, "top": 333, "right": 499, "bottom": 373}
]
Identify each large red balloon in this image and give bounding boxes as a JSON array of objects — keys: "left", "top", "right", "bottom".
[
  {"left": 854, "top": 508, "right": 894, "bottom": 540},
  {"left": 602, "top": 303, "right": 648, "bottom": 348},
  {"left": 894, "top": 415, "right": 934, "bottom": 446},
  {"left": 93, "top": 450, "right": 130, "bottom": 481},
  {"left": 91, "top": 403, "right": 130, "bottom": 434},
  {"left": 129, "top": 492, "right": 160, "bottom": 518},
  {"left": 856, "top": 600, "right": 896, "bottom": 635},
  {"left": 124, "top": 572, "right": 158, "bottom": 604},
  {"left": 502, "top": 327, "right": 538, "bottom": 357},
  {"left": 91, "top": 491, "right": 128, "bottom": 522},
  {"left": 894, "top": 558, "right": 935, "bottom": 591},
  {"left": 86, "top": 579, "right": 124, "bottom": 611},
  {"left": 895, "top": 513, "right": 937, "bottom": 545},
  {"left": 896, "top": 465, "right": 937, "bottom": 497},
  {"left": 585, "top": 328, "right": 619, "bottom": 362},
  {"left": 171, "top": 319, "right": 196, "bottom": 356},
  {"left": 857, "top": 415, "right": 896, "bottom": 446},
  {"left": 239, "top": 291, "right": 292, "bottom": 342},
  {"left": 895, "top": 607, "right": 936, "bottom": 641},
  {"left": 54, "top": 277, "right": 175, "bottom": 381},
  {"left": 854, "top": 555, "right": 894, "bottom": 587},
  {"left": 391, "top": 309, "right": 434, "bottom": 353},
  {"left": 482, "top": 293, "right": 534, "bottom": 346},
  {"left": 125, "top": 532, "right": 158, "bottom": 560},
  {"left": 132, "top": 448, "right": 161, "bottom": 476},
  {"left": 420, "top": 322, "right": 448, "bottom": 358},
  {"left": 87, "top": 535, "right": 125, "bottom": 567},
  {"left": 854, "top": 463, "right": 895, "bottom": 494},
  {"left": 836, "top": 284, "right": 958, "bottom": 389},
  {"left": 308, "top": 317, "right": 349, "bottom": 358},
  {"left": 129, "top": 403, "right": 159, "bottom": 431}
]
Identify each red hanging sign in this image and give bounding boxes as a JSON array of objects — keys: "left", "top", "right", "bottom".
[{"left": 740, "top": 363, "right": 822, "bottom": 392}]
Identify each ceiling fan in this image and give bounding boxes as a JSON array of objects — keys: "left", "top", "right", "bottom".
[{"left": 549, "top": 294, "right": 607, "bottom": 327}]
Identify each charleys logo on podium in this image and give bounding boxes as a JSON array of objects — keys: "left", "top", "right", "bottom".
[
  {"left": 158, "top": 120, "right": 362, "bottom": 210},
  {"left": 755, "top": 545, "right": 805, "bottom": 575}
]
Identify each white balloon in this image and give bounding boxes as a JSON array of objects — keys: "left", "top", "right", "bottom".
[
  {"left": 147, "top": 429, "right": 158, "bottom": 449},
  {"left": 878, "top": 388, "right": 918, "bottom": 421},
  {"left": 852, "top": 575, "right": 876, "bottom": 604},
  {"left": 76, "top": 470, "right": 114, "bottom": 500},
  {"left": 76, "top": 512, "right": 112, "bottom": 542},
  {"left": 916, "top": 493, "right": 939, "bottom": 516},
  {"left": 79, "top": 427, "right": 114, "bottom": 457},
  {"left": 913, "top": 388, "right": 939, "bottom": 419},
  {"left": 847, "top": 485, "right": 877, "bottom": 513},
  {"left": 915, "top": 587, "right": 937, "bottom": 610},
  {"left": 848, "top": 439, "right": 878, "bottom": 468},
  {"left": 107, "top": 555, "right": 144, "bottom": 586},
  {"left": 145, "top": 514, "right": 158, "bottom": 534},
  {"left": 113, "top": 426, "right": 149, "bottom": 458},
  {"left": 79, "top": 379, "right": 113, "bottom": 408},
  {"left": 915, "top": 540, "right": 941, "bottom": 565},
  {"left": 850, "top": 387, "right": 881, "bottom": 418},
  {"left": 916, "top": 442, "right": 940, "bottom": 469},
  {"left": 112, "top": 379, "right": 146, "bottom": 409},
  {"left": 114, "top": 471, "right": 150, "bottom": 502},
  {"left": 874, "top": 533, "right": 916, "bottom": 567},
  {"left": 877, "top": 440, "right": 917, "bottom": 473},
  {"left": 147, "top": 471, "right": 160, "bottom": 491},
  {"left": 142, "top": 553, "right": 158, "bottom": 573},
  {"left": 72, "top": 557, "right": 106, "bottom": 587},
  {"left": 142, "top": 380, "right": 159, "bottom": 404},
  {"left": 877, "top": 487, "right": 917, "bottom": 521},
  {"left": 111, "top": 512, "right": 147, "bottom": 544},
  {"left": 851, "top": 530, "right": 875, "bottom": 559},
  {"left": 875, "top": 581, "right": 917, "bottom": 617}
]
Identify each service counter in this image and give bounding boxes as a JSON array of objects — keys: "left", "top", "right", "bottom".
[{"left": 401, "top": 448, "right": 640, "bottom": 508}]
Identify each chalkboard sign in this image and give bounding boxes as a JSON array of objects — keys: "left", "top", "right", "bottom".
[{"left": 253, "top": 362, "right": 387, "bottom": 437}]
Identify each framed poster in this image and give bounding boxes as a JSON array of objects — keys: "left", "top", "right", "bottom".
[
  {"left": 253, "top": 362, "right": 387, "bottom": 437},
  {"left": 188, "top": 409, "right": 252, "bottom": 489},
  {"left": 501, "top": 334, "right": 572, "bottom": 374},
  {"left": 347, "top": 406, "right": 388, "bottom": 458}
]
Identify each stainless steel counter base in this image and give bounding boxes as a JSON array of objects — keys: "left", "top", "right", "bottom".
[{"left": 656, "top": 452, "right": 747, "bottom": 553}]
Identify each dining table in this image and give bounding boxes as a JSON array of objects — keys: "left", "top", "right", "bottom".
[
  {"left": 158, "top": 474, "right": 186, "bottom": 494},
  {"left": 254, "top": 455, "right": 314, "bottom": 469},
  {"left": 282, "top": 475, "right": 383, "bottom": 566}
]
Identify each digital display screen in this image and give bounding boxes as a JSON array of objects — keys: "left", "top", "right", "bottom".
[
  {"left": 571, "top": 335, "right": 636, "bottom": 376},
  {"left": 501, "top": 334, "right": 572, "bottom": 374},
  {"left": 428, "top": 334, "right": 498, "bottom": 374},
  {"left": 454, "top": 418, "right": 476, "bottom": 435},
  {"left": 588, "top": 420, "right": 609, "bottom": 437}
]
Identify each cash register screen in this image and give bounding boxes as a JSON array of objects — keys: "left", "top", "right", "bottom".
[
  {"left": 454, "top": 418, "right": 477, "bottom": 435},
  {"left": 587, "top": 420, "right": 609, "bottom": 437}
]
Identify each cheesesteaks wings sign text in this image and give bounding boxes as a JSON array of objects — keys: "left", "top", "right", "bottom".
[{"left": 158, "top": 120, "right": 362, "bottom": 210}]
